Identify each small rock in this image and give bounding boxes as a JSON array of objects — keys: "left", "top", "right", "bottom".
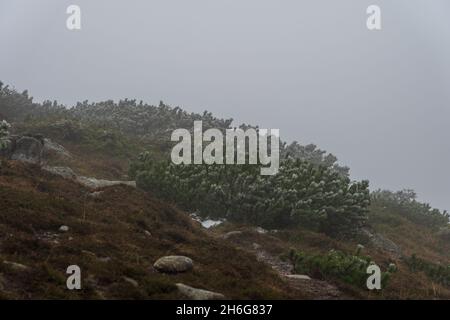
[
  {"left": 144, "top": 230, "right": 152, "bottom": 237},
  {"left": 3, "top": 261, "right": 29, "bottom": 272},
  {"left": 221, "top": 231, "right": 243, "bottom": 240},
  {"left": 285, "top": 274, "right": 311, "bottom": 280},
  {"left": 254, "top": 227, "right": 268, "bottom": 234},
  {"left": 153, "top": 256, "right": 193, "bottom": 273},
  {"left": 88, "top": 191, "right": 104, "bottom": 198},
  {"left": 176, "top": 283, "right": 225, "bottom": 300},
  {"left": 59, "top": 225, "right": 69, "bottom": 232},
  {"left": 81, "top": 250, "right": 97, "bottom": 257},
  {"left": 123, "top": 276, "right": 139, "bottom": 288}
]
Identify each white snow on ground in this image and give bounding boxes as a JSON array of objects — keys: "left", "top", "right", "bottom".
[{"left": 190, "top": 213, "right": 225, "bottom": 229}]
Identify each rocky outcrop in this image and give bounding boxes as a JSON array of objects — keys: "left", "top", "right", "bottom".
[
  {"left": 360, "top": 228, "right": 402, "bottom": 258},
  {"left": 10, "top": 136, "right": 43, "bottom": 164},
  {"left": 153, "top": 256, "right": 193, "bottom": 273},
  {"left": 75, "top": 176, "right": 136, "bottom": 189},
  {"left": 42, "top": 166, "right": 77, "bottom": 179},
  {"left": 285, "top": 274, "right": 311, "bottom": 280},
  {"left": 42, "top": 165, "right": 136, "bottom": 190},
  {"left": 176, "top": 283, "right": 225, "bottom": 300},
  {"left": 42, "top": 138, "right": 71, "bottom": 159},
  {"left": 3, "top": 134, "right": 135, "bottom": 190},
  {"left": 2, "top": 134, "right": 70, "bottom": 165}
]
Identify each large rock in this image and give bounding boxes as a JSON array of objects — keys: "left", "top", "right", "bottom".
[
  {"left": 42, "top": 138, "right": 71, "bottom": 159},
  {"left": 76, "top": 176, "right": 136, "bottom": 189},
  {"left": 42, "top": 166, "right": 136, "bottom": 190},
  {"left": 360, "top": 228, "right": 402, "bottom": 258},
  {"left": 43, "top": 166, "right": 77, "bottom": 179},
  {"left": 285, "top": 274, "right": 311, "bottom": 280},
  {"left": 3, "top": 261, "right": 30, "bottom": 272},
  {"left": 221, "top": 231, "right": 243, "bottom": 240},
  {"left": 153, "top": 256, "right": 193, "bottom": 273},
  {"left": 10, "top": 136, "right": 43, "bottom": 164},
  {"left": 176, "top": 283, "right": 225, "bottom": 300}
]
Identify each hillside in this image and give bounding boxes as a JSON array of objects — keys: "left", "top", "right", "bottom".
[
  {"left": 0, "top": 160, "right": 307, "bottom": 299},
  {"left": 1, "top": 83, "right": 450, "bottom": 299}
]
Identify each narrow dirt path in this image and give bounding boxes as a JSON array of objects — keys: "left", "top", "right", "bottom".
[
  {"left": 250, "top": 243, "right": 345, "bottom": 299},
  {"left": 218, "top": 230, "right": 347, "bottom": 299}
]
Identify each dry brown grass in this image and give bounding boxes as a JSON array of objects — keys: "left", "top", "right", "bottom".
[{"left": 0, "top": 160, "right": 304, "bottom": 299}]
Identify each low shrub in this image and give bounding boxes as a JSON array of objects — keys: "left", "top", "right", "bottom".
[
  {"left": 405, "top": 254, "right": 450, "bottom": 287},
  {"left": 289, "top": 247, "right": 395, "bottom": 289},
  {"left": 131, "top": 153, "right": 370, "bottom": 237},
  {"left": 371, "top": 189, "right": 449, "bottom": 229}
]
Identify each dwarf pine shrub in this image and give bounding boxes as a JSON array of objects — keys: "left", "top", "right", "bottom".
[
  {"left": 371, "top": 189, "right": 449, "bottom": 229},
  {"left": 131, "top": 153, "right": 370, "bottom": 237},
  {"left": 0, "top": 119, "right": 11, "bottom": 150},
  {"left": 405, "top": 254, "right": 450, "bottom": 287},
  {"left": 289, "top": 248, "right": 394, "bottom": 289}
]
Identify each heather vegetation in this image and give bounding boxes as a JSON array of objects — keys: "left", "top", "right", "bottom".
[{"left": 1, "top": 81, "right": 450, "bottom": 299}]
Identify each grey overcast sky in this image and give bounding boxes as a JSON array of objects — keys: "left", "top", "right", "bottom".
[{"left": 1, "top": 0, "right": 449, "bottom": 211}]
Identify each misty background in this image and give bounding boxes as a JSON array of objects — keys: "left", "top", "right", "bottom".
[{"left": 1, "top": 0, "right": 449, "bottom": 211}]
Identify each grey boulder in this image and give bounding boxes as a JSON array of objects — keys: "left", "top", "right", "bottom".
[
  {"left": 11, "top": 136, "right": 43, "bottom": 164},
  {"left": 176, "top": 283, "right": 225, "bottom": 300},
  {"left": 153, "top": 256, "right": 193, "bottom": 273}
]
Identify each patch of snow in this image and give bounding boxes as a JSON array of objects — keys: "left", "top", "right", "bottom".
[
  {"left": 190, "top": 213, "right": 225, "bottom": 229},
  {"left": 201, "top": 219, "right": 224, "bottom": 228}
]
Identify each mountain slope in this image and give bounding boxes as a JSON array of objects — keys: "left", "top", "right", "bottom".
[
  {"left": 0, "top": 161, "right": 304, "bottom": 299},
  {"left": 1, "top": 83, "right": 449, "bottom": 299}
]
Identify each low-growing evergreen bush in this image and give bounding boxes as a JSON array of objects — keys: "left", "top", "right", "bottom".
[
  {"left": 371, "top": 189, "right": 449, "bottom": 229},
  {"left": 405, "top": 254, "right": 450, "bottom": 287},
  {"left": 0, "top": 119, "right": 11, "bottom": 150},
  {"left": 289, "top": 247, "right": 394, "bottom": 289},
  {"left": 131, "top": 153, "right": 370, "bottom": 237}
]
